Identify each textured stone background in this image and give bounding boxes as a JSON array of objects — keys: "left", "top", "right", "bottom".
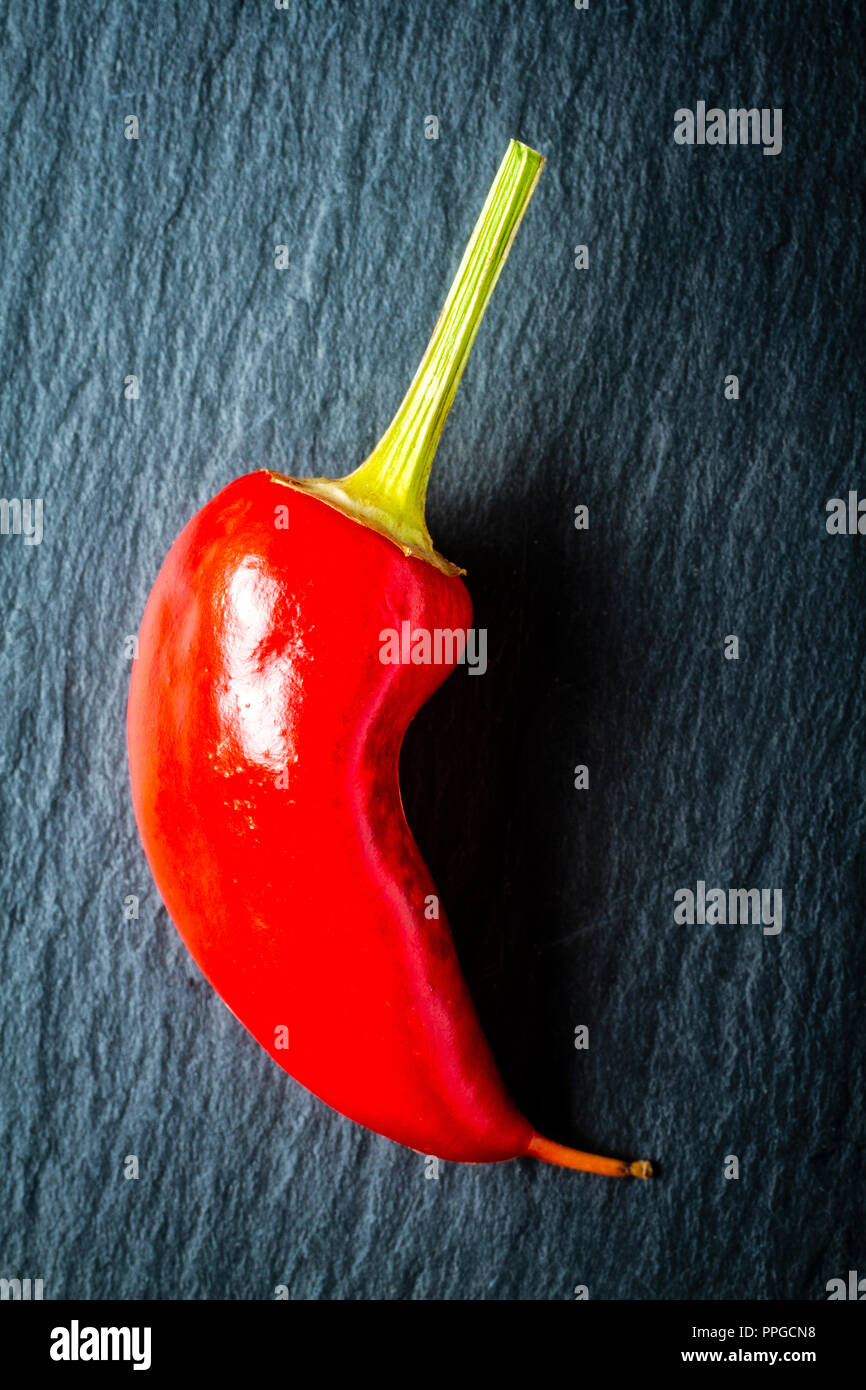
[{"left": 1, "top": 0, "right": 863, "bottom": 1300}]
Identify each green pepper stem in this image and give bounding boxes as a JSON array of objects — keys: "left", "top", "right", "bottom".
[{"left": 287, "top": 140, "right": 544, "bottom": 573}]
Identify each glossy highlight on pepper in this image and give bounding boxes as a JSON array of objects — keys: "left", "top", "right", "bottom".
[{"left": 127, "top": 141, "right": 652, "bottom": 1178}]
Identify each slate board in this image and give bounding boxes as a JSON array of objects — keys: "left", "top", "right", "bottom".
[{"left": 1, "top": 0, "right": 863, "bottom": 1300}]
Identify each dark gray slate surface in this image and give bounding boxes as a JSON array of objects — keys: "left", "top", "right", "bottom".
[{"left": 1, "top": 0, "right": 863, "bottom": 1300}]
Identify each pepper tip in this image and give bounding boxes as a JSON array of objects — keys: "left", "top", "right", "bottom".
[{"left": 628, "top": 1159, "right": 653, "bottom": 1180}]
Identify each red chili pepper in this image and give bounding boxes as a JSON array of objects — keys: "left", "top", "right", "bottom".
[{"left": 127, "top": 142, "right": 651, "bottom": 1179}]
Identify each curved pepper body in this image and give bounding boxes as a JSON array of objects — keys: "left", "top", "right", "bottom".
[
  {"left": 126, "top": 143, "right": 651, "bottom": 1180},
  {"left": 128, "top": 470, "right": 534, "bottom": 1161}
]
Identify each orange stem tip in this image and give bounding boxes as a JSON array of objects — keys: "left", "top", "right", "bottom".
[{"left": 527, "top": 1132, "right": 653, "bottom": 1179}]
